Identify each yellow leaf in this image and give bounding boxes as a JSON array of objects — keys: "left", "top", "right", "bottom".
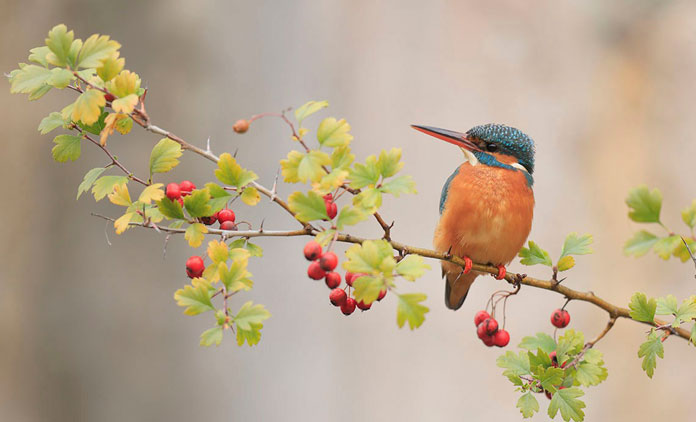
[
  {"left": 71, "top": 89, "right": 106, "bottom": 125},
  {"left": 207, "top": 240, "right": 229, "bottom": 263},
  {"left": 105, "top": 70, "right": 141, "bottom": 98},
  {"left": 114, "top": 212, "right": 135, "bottom": 234},
  {"left": 138, "top": 183, "right": 165, "bottom": 204},
  {"left": 111, "top": 93, "right": 138, "bottom": 114},
  {"left": 185, "top": 223, "right": 208, "bottom": 248},
  {"left": 97, "top": 54, "right": 124, "bottom": 82},
  {"left": 100, "top": 113, "right": 131, "bottom": 145},
  {"left": 108, "top": 182, "right": 131, "bottom": 206},
  {"left": 229, "top": 248, "right": 251, "bottom": 262},
  {"left": 312, "top": 169, "right": 348, "bottom": 194},
  {"left": 557, "top": 255, "right": 576, "bottom": 272},
  {"left": 241, "top": 186, "right": 261, "bottom": 206},
  {"left": 202, "top": 261, "right": 221, "bottom": 283}
]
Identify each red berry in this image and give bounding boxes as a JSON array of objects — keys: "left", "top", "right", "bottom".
[
  {"left": 493, "top": 329, "right": 510, "bottom": 347},
  {"left": 377, "top": 289, "right": 387, "bottom": 301},
  {"left": 476, "top": 323, "right": 488, "bottom": 340},
  {"left": 233, "top": 119, "right": 250, "bottom": 133},
  {"left": 217, "top": 209, "right": 236, "bottom": 223},
  {"left": 357, "top": 300, "right": 372, "bottom": 311},
  {"left": 303, "top": 241, "right": 322, "bottom": 261},
  {"left": 474, "top": 310, "right": 490, "bottom": 326},
  {"left": 319, "top": 251, "right": 338, "bottom": 271},
  {"left": 323, "top": 193, "right": 333, "bottom": 202},
  {"left": 185, "top": 256, "right": 205, "bottom": 278},
  {"left": 220, "top": 221, "right": 236, "bottom": 231},
  {"left": 166, "top": 183, "right": 181, "bottom": 200},
  {"left": 545, "top": 390, "right": 552, "bottom": 400},
  {"left": 179, "top": 180, "right": 196, "bottom": 196},
  {"left": 307, "top": 261, "right": 326, "bottom": 280},
  {"left": 104, "top": 93, "right": 115, "bottom": 102},
  {"left": 481, "top": 318, "right": 499, "bottom": 335},
  {"left": 481, "top": 333, "right": 495, "bottom": 347},
  {"left": 325, "top": 272, "right": 341, "bottom": 289},
  {"left": 325, "top": 202, "right": 337, "bottom": 219},
  {"left": 329, "top": 288, "right": 347, "bottom": 306},
  {"left": 200, "top": 212, "right": 218, "bottom": 225},
  {"left": 177, "top": 197, "right": 184, "bottom": 207},
  {"left": 340, "top": 297, "right": 356, "bottom": 315},
  {"left": 346, "top": 272, "right": 365, "bottom": 287},
  {"left": 551, "top": 309, "right": 570, "bottom": 328}
]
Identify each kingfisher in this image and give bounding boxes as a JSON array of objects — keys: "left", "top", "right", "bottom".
[{"left": 412, "top": 123, "right": 535, "bottom": 310}]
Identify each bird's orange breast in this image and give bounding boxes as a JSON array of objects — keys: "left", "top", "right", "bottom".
[{"left": 434, "top": 163, "right": 534, "bottom": 266}]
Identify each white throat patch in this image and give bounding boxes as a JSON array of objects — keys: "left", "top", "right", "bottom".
[
  {"left": 460, "top": 148, "right": 479, "bottom": 166},
  {"left": 510, "top": 162, "right": 528, "bottom": 173}
]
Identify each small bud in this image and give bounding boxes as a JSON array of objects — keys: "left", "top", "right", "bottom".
[{"left": 233, "top": 119, "right": 250, "bottom": 134}]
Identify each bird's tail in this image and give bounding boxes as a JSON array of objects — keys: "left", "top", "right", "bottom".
[{"left": 443, "top": 263, "right": 479, "bottom": 310}]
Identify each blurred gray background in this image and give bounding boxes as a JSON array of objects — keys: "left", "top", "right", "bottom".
[{"left": 2, "top": 0, "right": 695, "bottom": 421}]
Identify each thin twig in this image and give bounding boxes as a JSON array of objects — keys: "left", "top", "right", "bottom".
[{"left": 680, "top": 236, "right": 696, "bottom": 279}]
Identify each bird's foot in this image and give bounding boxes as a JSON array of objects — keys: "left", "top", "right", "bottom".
[
  {"left": 494, "top": 265, "right": 506, "bottom": 280},
  {"left": 461, "top": 256, "right": 473, "bottom": 274}
]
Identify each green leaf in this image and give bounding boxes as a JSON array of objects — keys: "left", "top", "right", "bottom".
[
  {"left": 148, "top": 138, "right": 182, "bottom": 176},
  {"left": 38, "top": 112, "right": 67, "bottom": 134},
  {"left": 215, "top": 152, "right": 258, "bottom": 188},
  {"left": 200, "top": 326, "right": 223, "bottom": 347},
  {"left": 518, "top": 241, "right": 552, "bottom": 266},
  {"left": 183, "top": 189, "right": 212, "bottom": 218},
  {"left": 47, "top": 67, "right": 74, "bottom": 88},
  {"left": 51, "top": 134, "right": 81, "bottom": 162},
  {"left": 681, "top": 200, "right": 696, "bottom": 229},
  {"left": 280, "top": 150, "right": 330, "bottom": 183},
  {"left": 295, "top": 100, "right": 328, "bottom": 125},
  {"left": 44, "top": 24, "right": 75, "bottom": 67},
  {"left": 348, "top": 155, "right": 380, "bottom": 189},
  {"left": 556, "top": 330, "right": 584, "bottom": 364},
  {"left": 288, "top": 191, "right": 329, "bottom": 222},
  {"left": 71, "top": 89, "right": 106, "bottom": 125},
  {"left": 157, "top": 198, "right": 185, "bottom": 220},
  {"left": 556, "top": 256, "right": 575, "bottom": 272},
  {"left": 376, "top": 148, "right": 404, "bottom": 178},
  {"left": 560, "top": 233, "right": 593, "bottom": 257},
  {"left": 76, "top": 167, "right": 107, "bottom": 199},
  {"left": 395, "top": 255, "right": 431, "bottom": 281},
  {"left": 230, "top": 239, "right": 263, "bottom": 257},
  {"left": 626, "top": 185, "right": 662, "bottom": 223},
  {"left": 219, "top": 260, "right": 253, "bottom": 293},
  {"left": 527, "top": 348, "right": 553, "bottom": 368},
  {"left": 653, "top": 235, "right": 682, "bottom": 260},
  {"left": 97, "top": 54, "right": 124, "bottom": 82},
  {"left": 638, "top": 330, "right": 664, "bottom": 378},
  {"left": 352, "top": 187, "right": 383, "bottom": 214},
  {"left": 496, "top": 351, "right": 531, "bottom": 378},
  {"left": 519, "top": 333, "right": 557, "bottom": 354},
  {"left": 672, "top": 237, "right": 696, "bottom": 262},
  {"left": 343, "top": 239, "right": 396, "bottom": 275},
  {"left": 575, "top": 360, "right": 608, "bottom": 387},
  {"left": 315, "top": 229, "right": 336, "bottom": 247},
  {"left": 396, "top": 293, "right": 429, "bottom": 330},
  {"left": 335, "top": 206, "right": 367, "bottom": 230},
  {"left": 380, "top": 175, "right": 417, "bottom": 196},
  {"left": 77, "top": 33, "right": 120, "bottom": 69},
  {"left": 655, "top": 294, "right": 678, "bottom": 316},
  {"left": 352, "top": 275, "right": 384, "bottom": 304},
  {"left": 77, "top": 110, "right": 107, "bottom": 136},
  {"left": 313, "top": 169, "right": 349, "bottom": 194},
  {"left": 174, "top": 284, "right": 214, "bottom": 315},
  {"left": 92, "top": 175, "right": 128, "bottom": 201},
  {"left": 331, "top": 145, "right": 354, "bottom": 169},
  {"left": 548, "top": 387, "right": 585, "bottom": 422},
  {"left": 629, "top": 292, "right": 656, "bottom": 323},
  {"left": 623, "top": 230, "right": 659, "bottom": 257},
  {"left": 234, "top": 301, "right": 271, "bottom": 346},
  {"left": 9, "top": 64, "right": 52, "bottom": 94},
  {"left": 28, "top": 46, "right": 51, "bottom": 67},
  {"left": 317, "top": 117, "right": 353, "bottom": 147},
  {"left": 673, "top": 298, "right": 696, "bottom": 327},
  {"left": 536, "top": 366, "right": 565, "bottom": 392},
  {"left": 185, "top": 223, "right": 208, "bottom": 248},
  {"left": 517, "top": 392, "right": 539, "bottom": 419}
]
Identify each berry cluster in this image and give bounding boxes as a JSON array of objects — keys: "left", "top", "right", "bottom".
[
  {"left": 166, "top": 180, "right": 238, "bottom": 230},
  {"left": 550, "top": 308, "right": 571, "bottom": 328},
  {"left": 303, "top": 241, "right": 386, "bottom": 315},
  {"left": 166, "top": 179, "right": 196, "bottom": 206},
  {"left": 323, "top": 194, "right": 337, "bottom": 220},
  {"left": 474, "top": 310, "right": 510, "bottom": 347}
]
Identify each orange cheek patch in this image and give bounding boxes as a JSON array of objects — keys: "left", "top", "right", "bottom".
[{"left": 490, "top": 152, "right": 520, "bottom": 166}]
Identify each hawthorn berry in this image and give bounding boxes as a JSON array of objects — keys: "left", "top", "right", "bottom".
[
  {"left": 233, "top": 119, "right": 250, "bottom": 133},
  {"left": 474, "top": 310, "right": 490, "bottom": 326},
  {"left": 345, "top": 272, "right": 356, "bottom": 286},
  {"left": 177, "top": 197, "right": 184, "bottom": 207},
  {"left": 323, "top": 193, "right": 333, "bottom": 202},
  {"left": 493, "top": 329, "right": 510, "bottom": 347},
  {"left": 476, "top": 322, "right": 489, "bottom": 340},
  {"left": 325, "top": 272, "right": 341, "bottom": 289},
  {"left": 341, "top": 297, "right": 357, "bottom": 315},
  {"left": 551, "top": 309, "right": 570, "bottom": 328},
  {"left": 319, "top": 251, "right": 338, "bottom": 271},
  {"left": 356, "top": 300, "right": 372, "bottom": 311},
  {"left": 377, "top": 289, "right": 387, "bottom": 301},
  {"left": 217, "top": 209, "right": 236, "bottom": 224},
  {"left": 329, "top": 288, "right": 347, "bottom": 306},
  {"left": 179, "top": 180, "right": 196, "bottom": 196},
  {"left": 307, "top": 261, "right": 326, "bottom": 280},
  {"left": 166, "top": 183, "right": 181, "bottom": 200},
  {"left": 104, "top": 93, "right": 115, "bottom": 102},
  {"left": 549, "top": 351, "right": 567, "bottom": 368},
  {"left": 481, "top": 318, "right": 499, "bottom": 336},
  {"left": 481, "top": 334, "right": 496, "bottom": 347},
  {"left": 220, "top": 221, "right": 236, "bottom": 231},
  {"left": 185, "top": 256, "right": 205, "bottom": 278},
  {"left": 303, "top": 241, "right": 322, "bottom": 261},
  {"left": 200, "top": 212, "right": 218, "bottom": 225},
  {"left": 325, "top": 202, "right": 337, "bottom": 220}
]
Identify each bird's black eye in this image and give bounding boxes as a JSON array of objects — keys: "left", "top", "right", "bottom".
[{"left": 486, "top": 143, "right": 498, "bottom": 152}]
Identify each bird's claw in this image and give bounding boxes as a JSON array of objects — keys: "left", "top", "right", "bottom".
[{"left": 494, "top": 265, "right": 506, "bottom": 280}]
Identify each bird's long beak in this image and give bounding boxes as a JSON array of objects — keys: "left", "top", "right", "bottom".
[{"left": 411, "top": 125, "right": 482, "bottom": 152}]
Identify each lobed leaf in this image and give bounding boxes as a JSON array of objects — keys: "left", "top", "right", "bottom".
[
  {"left": 623, "top": 230, "right": 659, "bottom": 257},
  {"left": 629, "top": 292, "right": 656, "bottom": 323},
  {"left": 518, "top": 241, "right": 552, "bottom": 266},
  {"left": 560, "top": 233, "right": 593, "bottom": 257},
  {"left": 519, "top": 333, "right": 557, "bottom": 354},
  {"left": 157, "top": 198, "right": 185, "bottom": 219},
  {"left": 241, "top": 186, "right": 261, "bottom": 206},
  {"left": 547, "top": 387, "right": 585, "bottom": 422},
  {"left": 38, "top": 112, "right": 67, "bottom": 134},
  {"left": 352, "top": 275, "right": 384, "bottom": 305},
  {"left": 317, "top": 117, "right": 353, "bottom": 147},
  {"left": 92, "top": 175, "right": 128, "bottom": 201},
  {"left": 44, "top": 24, "right": 75, "bottom": 67},
  {"left": 517, "top": 392, "right": 539, "bottom": 419},
  {"left": 294, "top": 100, "right": 328, "bottom": 125},
  {"left": 395, "top": 255, "right": 431, "bottom": 281},
  {"left": 77, "top": 33, "right": 120, "bottom": 69},
  {"left": 77, "top": 167, "right": 107, "bottom": 199},
  {"left": 380, "top": 175, "right": 417, "bottom": 196},
  {"left": 174, "top": 283, "right": 214, "bottom": 316},
  {"left": 288, "top": 191, "right": 329, "bottom": 222},
  {"left": 149, "top": 138, "right": 182, "bottom": 175},
  {"left": 185, "top": 223, "right": 208, "bottom": 247},
  {"left": 184, "top": 189, "right": 212, "bottom": 218},
  {"left": 376, "top": 148, "right": 404, "bottom": 178},
  {"left": 335, "top": 206, "right": 367, "bottom": 230},
  {"left": 653, "top": 235, "right": 682, "bottom": 260},
  {"left": 215, "top": 153, "right": 258, "bottom": 188},
  {"left": 396, "top": 293, "right": 429, "bottom": 330},
  {"left": 638, "top": 330, "right": 664, "bottom": 378},
  {"left": 626, "top": 185, "right": 662, "bottom": 223},
  {"left": 234, "top": 302, "right": 271, "bottom": 347},
  {"left": 52, "top": 134, "right": 82, "bottom": 162},
  {"left": 199, "top": 326, "right": 223, "bottom": 347},
  {"left": 71, "top": 89, "right": 106, "bottom": 125},
  {"left": 681, "top": 200, "right": 696, "bottom": 229},
  {"left": 138, "top": 183, "right": 165, "bottom": 204}
]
